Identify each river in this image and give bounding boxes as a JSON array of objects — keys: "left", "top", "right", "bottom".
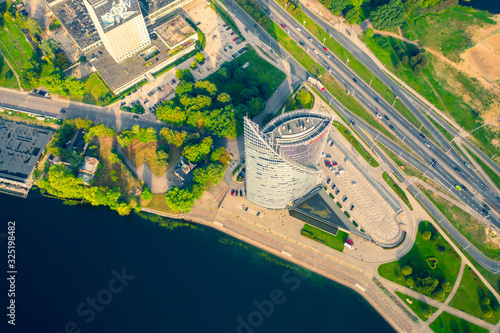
[
  {"left": 0, "top": 192, "right": 394, "bottom": 332},
  {"left": 460, "top": 0, "right": 500, "bottom": 14}
]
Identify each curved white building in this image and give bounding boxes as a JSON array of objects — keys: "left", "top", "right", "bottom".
[{"left": 244, "top": 110, "right": 333, "bottom": 209}]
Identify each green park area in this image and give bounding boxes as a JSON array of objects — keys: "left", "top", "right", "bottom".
[
  {"left": 206, "top": 45, "right": 286, "bottom": 105},
  {"left": 378, "top": 221, "right": 461, "bottom": 301},
  {"left": 429, "top": 311, "right": 489, "bottom": 333},
  {"left": 0, "top": 23, "right": 34, "bottom": 73},
  {"left": 449, "top": 265, "right": 500, "bottom": 324},
  {"left": 382, "top": 172, "right": 412, "bottom": 210},
  {"left": 394, "top": 291, "right": 437, "bottom": 322},
  {"left": 80, "top": 73, "right": 114, "bottom": 105},
  {"left": 301, "top": 224, "right": 348, "bottom": 252},
  {"left": 332, "top": 121, "right": 379, "bottom": 168}
]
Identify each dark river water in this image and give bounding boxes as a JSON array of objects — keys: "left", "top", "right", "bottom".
[
  {"left": 460, "top": 0, "right": 500, "bottom": 14},
  {"left": 0, "top": 192, "right": 394, "bottom": 333}
]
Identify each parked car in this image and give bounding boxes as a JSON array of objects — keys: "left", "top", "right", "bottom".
[
  {"left": 332, "top": 162, "right": 338, "bottom": 167},
  {"left": 233, "top": 37, "right": 238, "bottom": 42},
  {"left": 331, "top": 183, "right": 336, "bottom": 190},
  {"left": 60, "top": 109, "right": 66, "bottom": 113},
  {"left": 231, "top": 189, "right": 235, "bottom": 196},
  {"left": 349, "top": 204, "right": 355, "bottom": 211},
  {"left": 326, "top": 177, "right": 331, "bottom": 184},
  {"left": 335, "top": 189, "right": 340, "bottom": 195},
  {"left": 240, "top": 189, "right": 243, "bottom": 196},
  {"left": 171, "top": 79, "right": 176, "bottom": 84},
  {"left": 133, "top": 115, "right": 139, "bottom": 119},
  {"left": 342, "top": 196, "right": 348, "bottom": 203}
]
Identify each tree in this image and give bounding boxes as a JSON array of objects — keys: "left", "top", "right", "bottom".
[
  {"left": 40, "top": 39, "right": 60, "bottom": 61},
  {"left": 175, "top": 69, "right": 184, "bottom": 80},
  {"left": 217, "top": 93, "right": 231, "bottom": 104},
  {"left": 183, "top": 68, "right": 194, "bottom": 82},
  {"left": 217, "top": 66, "right": 231, "bottom": 81},
  {"left": 422, "top": 308, "right": 433, "bottom": 318},
  {"left": 441, "top": 281, "right": 451, "bottom": 293},
  {"left": 141, "top": 187, "right": 153, "bottom": 201},
  {"left": 160, "top": 128, "right": 190, "bottom": 147},
  {"left": 85, "top": 124, "right": 116, "bottom": 142},
  {"left": 25, "top": 17, "right": 44, "bottom": 37},
  {"left": 345, "top": 8, "right": 360, "bottom": 24},
  {"left": 369, "top": 0, "right": 405, "bottom": 31},
  {"left": 241, "top": 87, "right": 260, "bottom": 101},
  {"left": 432, "top": 289, "right": 445, "bottom": 302},
  {"left": 165, "top": 186, "right": 196, "bottom": 212},
  {"left": 190, "top": 61, "right": 197, "bottom": 69},
  {"left": 405, "top": 277, "right": 414, "bottom": 286},
  {"left": 38, "top": 164, "right": 84, "bottom": 199},
  {"left": 234, "top": 67, "right": 248, "bottom": 82},
  {"left": 484, "top": 309, "right": 493, "bottom": 318},
  {"left": 156, "top": 101, "right": 186, "bottom": 126},
  {"left": 247, "top": 97, "right": 265, "bottom": 116},
  {"left": 211, "top": 147, "right": 231, "bottom": 164},
  {"left": 482, "top": 297, "right": 491, "bottom": 306},
  {"left": 194, "top": 80, "right": 217, "bottom": 96},
  {"left": 195, "top": 52, "right": 205, "bottom": 63},
  {"left": 64, "top": 76, "right": 85, "bottom": 97},
  {"left": 322, "top": 0, "right": 348, "bottom": 15},
  {"left": 156, "top": 150, "right": 169, "bottom": 167},
  {"left": 182, "top": 136, "right": 213, "bottom": 163},
  {"left": 75, "top": 118, "right": 93, "bottom": 131},
  {"left": 117, "top": 129, "right": 136, "bottom": 148},
  {"left": 295, "top": 89, "right": 312, "bottom": 107},
  {"left": 422, "top": 231, "right": 432, "bottom": 240},
  {"left": 175, "top": 81, "right": 194, "bottom": 96},
  {"left": 402, "top": 265, "right": 412, "bottom": 276},
  {"left": 5, "top": 70, "right": 13, "bottom": 80}
]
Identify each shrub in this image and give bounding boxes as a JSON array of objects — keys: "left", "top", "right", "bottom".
[
  {"left": 422, "top": 308, "right": 433, "bottom": 318},
  {"left": 364, "top": 28, "right": 374, "bottom": 38},
  {"left": 441, "top": 281, "right": 451, "bottom": 293},
  {"left": 353, "top": 221, "right": 359, "bottom": 228},
  {"left": 406, "top": 277, "right": 414, "bottom": 286},
  {"left": 432, "top": 289, "right": 445, "bottom": 302},
  {"left": 422, "top": 231, "right": 431, "bottom": 240},
  {"left": 484, "top": 309, "right": 493, "bottom": 318},
  {"left": 190, "top": 61, "right": 197, "bottom": 69},
  {"left": 482, "top": 297, "right": 491, "bottom": 306},
  {"left": 402, "top": 265, "right": 412, "bottom": 276},
  {"left": 438, "top": 245, "right": 446, "bottom": 252},
  {"left": 430, "top": 233, "right": 439, "bottom": 245}
]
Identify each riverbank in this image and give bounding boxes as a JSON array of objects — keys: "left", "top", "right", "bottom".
[{"left": 142, "top": 192, "right": 419, "bottom": 332}]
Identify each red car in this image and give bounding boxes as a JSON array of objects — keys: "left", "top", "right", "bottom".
[
  {"left": 332, "top": 162, "right": 338, "bottom": 166},
  {"left": 281, "top": 24, "right": 286, "bottom": 29},
  {"left": 325, "top": 161, "right": 331, "bottom": 166},
  {"left": 233, "top": 37, "right": 238, "bottom": 41},
  {"left": 231, "top": 189, "right": 235, "bottom": 196},
  {"left": 345, "top": 238, "right": 354, "bottom": 246},
  {"left": 323, "top": 46, "right": 328, "bottom": 51}
]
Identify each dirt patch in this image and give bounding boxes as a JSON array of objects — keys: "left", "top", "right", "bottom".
[{"left": 460, "top": 32, "right": 500, "bottom": 83}]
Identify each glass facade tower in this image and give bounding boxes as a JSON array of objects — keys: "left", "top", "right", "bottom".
[{"left": 244, "top": 110, "right": 332, "bottom": 209}]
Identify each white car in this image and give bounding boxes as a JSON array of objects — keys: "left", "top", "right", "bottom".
[
  {"left": 321, "top": 152, "right": 325, "bottom": 157},
  {"left": 296, "top": 26, "right": 301, "bottom": 31},
  {"left": 313, "top": 49, "right": 319, "bottom": 54},
  {"left": 351, "top": 181, "right": 357, "bottom": 186},
  {"left": 376, "top": 113, "right": 382, "bottom": 119}
]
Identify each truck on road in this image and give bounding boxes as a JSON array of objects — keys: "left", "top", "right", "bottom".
[{"left": 308, "top": 77, "right": 325, "bottom": 91}]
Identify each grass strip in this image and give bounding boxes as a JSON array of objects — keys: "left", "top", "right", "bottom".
[
  {"left": 429, "top": 311, "right": 489, "bottom": 333},
  {"left": 300, "top": 223, "right": 347, "bottom": 252},
  {"left": 383, "top": 171, "right": 412, "bottom": 210},
  {"left": 333, "top": 121, "right": 379, "bottom": 167},
  {"left": 211, "top": 2, "right": 245, "bottom": 40}
]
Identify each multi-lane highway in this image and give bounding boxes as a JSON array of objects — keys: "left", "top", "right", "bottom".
[{"left": 254, "top": 0, "right": 499, "bottom": 218}]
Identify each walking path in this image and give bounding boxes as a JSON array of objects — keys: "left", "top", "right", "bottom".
[
  {"left": 379, "top": 263, "right": 496, "bottom": 332},
  {"left": 0, "top": 49, "right": 22, "bottom": 90}
]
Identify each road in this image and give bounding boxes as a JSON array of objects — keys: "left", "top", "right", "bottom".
[{"left": 252, "top": 0, "right": 500, "bottom": 227}]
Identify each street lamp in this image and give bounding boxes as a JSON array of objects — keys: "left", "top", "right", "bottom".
[
  {"left": 346, "top": 58, "right": 349, "bottom": 65},
  {"left": 303, "top": 20, "right": 306, "bottom": 27}
]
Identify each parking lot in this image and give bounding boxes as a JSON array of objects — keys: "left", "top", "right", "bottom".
[{"left": 320, "top": 134, "right": 401, "bottom": 244}]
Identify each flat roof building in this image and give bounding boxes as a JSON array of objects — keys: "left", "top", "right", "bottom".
[
  {"left": 84, "top": 0, "right": 151, "bottom": 62},
  {"left": 244, "top": 110, "right": 333, "bottom": 209},
  {"left": 0, "top": 120, "right": 54, "bottom": 197}
]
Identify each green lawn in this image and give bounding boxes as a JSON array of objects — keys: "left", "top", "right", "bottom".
[
  {"left": 206, "top": 45, "right": 286, "bottom": 104},
  {"left": 450, "top": 265, "right": 500, "bottom": 324},
  {"left": 429, "top": 311, "right": 489, "bottom": 333},
  {"left": 402, "top": 6, "right": 496, "bottom": 62},
  {"left": 382, "top": 171, "right": 412, "bottom": 210},
  {"left": 301, "top": 224, "right": 348, "bottom": 252},
  {"left": 0, "top": 24, "right": 34, "bottom": 73},
  {"left": 0, "top": 56, "right": 19, "bottom": 89},
  {"left": 80, "top": 73, "right": 113, "bottom": 105},
  {"left": 333, "top": 121, "right": 379, "bottom": 168},
  {"left": 395, "top": 290, "right": 437, "bottom": 321},
  {"left": 378, "top": 221, "right": 461, "bottom": 300}
]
